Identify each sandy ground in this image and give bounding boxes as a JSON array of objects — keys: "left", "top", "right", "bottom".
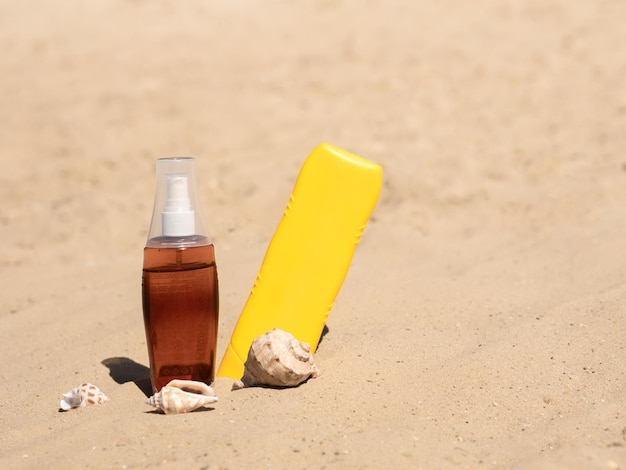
[{"left": 1, "top": 0, "right": 626, "bottom": 468}]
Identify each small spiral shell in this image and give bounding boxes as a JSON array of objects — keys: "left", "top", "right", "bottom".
[
  {"left": 59, "top": 383, "right": 109, "bottom": 411},
  {"left": 145, "top": 379, "right": 218, "bottom": 415}
]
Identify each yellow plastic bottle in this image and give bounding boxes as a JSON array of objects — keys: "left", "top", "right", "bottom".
[{"left": 217, "top": 143, "right": 383, "bottom": 379}]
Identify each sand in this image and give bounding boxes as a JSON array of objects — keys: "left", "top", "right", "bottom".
[{"left": 1, "top": 0, "right": 626, "bottom": 468}]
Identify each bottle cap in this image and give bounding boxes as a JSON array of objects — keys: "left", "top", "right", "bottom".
[{"left": 146, "top": 157, "right": 210, "bottom": 244}]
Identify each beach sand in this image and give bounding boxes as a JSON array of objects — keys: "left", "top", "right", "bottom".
[{"left": 1, "top": 1, "right": 625, "bottom": 468}]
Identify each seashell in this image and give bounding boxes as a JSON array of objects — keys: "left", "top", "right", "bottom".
[
  {"left": 145, "top": 379, "right": 218, "bottom": 415},
  {"left": 59, "top": 383, "right": 109, "bottom": 411},
  {"left": 233, "top": 328, "right": 320, "bottom": 390}
]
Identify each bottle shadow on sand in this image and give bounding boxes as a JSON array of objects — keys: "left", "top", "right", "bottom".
[{"left": 101, "top": 357, "right": 153, "bottom": 397}]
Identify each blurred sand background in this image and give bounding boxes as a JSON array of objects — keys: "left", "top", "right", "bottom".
[{"left": 1, "top": 0, "right": 626, "bottom": 468}]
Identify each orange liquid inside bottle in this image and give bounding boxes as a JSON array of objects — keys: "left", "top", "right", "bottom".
[{"left": 142, "top": 236, "right": 219, "bottom": 392}]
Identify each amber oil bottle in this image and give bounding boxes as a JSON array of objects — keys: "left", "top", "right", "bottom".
[{"left": 142, "top": 157, "right": 219, "bottom": 393}]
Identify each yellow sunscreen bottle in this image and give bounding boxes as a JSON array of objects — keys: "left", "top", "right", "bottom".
[{"left": 217, "top": 143, "right": 383, "bottom": 379}]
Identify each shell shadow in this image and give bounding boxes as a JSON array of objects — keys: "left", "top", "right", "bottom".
[
  {"left": 143, "top": 406, "right": 216, "bottom": 415},
  {"left": 232, "top": 376, "right": 317, "bottom": 391},
  {"left": 101, "top": 357, "right": 152, "bottom": 397},
  {"left": 317, "top": 324, "right": 330, "bottom": 348}
]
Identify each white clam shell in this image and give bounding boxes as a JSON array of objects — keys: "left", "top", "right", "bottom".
[
  {"left": 233, "top": 328, "right": 320, "bottom": 390},
  {"left": 59, "top": 383, "right": 109, "bottom": 411},
  {"left": 145, "top": 379, "right": 218, "bottom": 415}
]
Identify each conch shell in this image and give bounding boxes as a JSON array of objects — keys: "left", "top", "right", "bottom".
[
  {"left": 233, "top": 328, "right": 320, "bottom": 390},
  {"left": 145, "top": 379, "right": 218, "bottom": 415},
  {"left": 59, "top": 383, "right": 109, "bottom": 411}
]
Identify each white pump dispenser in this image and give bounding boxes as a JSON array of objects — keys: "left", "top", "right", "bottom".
[{"left": 162, "top": 174, "right": 195, "bottom": 237}]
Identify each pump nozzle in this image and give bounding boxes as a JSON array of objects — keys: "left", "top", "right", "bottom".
[
  {"left": 162, "top": 174, "right": 195, "bottom": 237},
  {"left": 165, "top": 175, "right": 191, "bottom": 211}
]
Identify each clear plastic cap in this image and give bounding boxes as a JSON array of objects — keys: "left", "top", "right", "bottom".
[{"left": 146, "top": 157, "right": 210, "bottom": 246}]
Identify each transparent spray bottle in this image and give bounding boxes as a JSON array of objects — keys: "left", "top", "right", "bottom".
[{"left": 142, "top": 157, "right": 219, "bottom": 393}]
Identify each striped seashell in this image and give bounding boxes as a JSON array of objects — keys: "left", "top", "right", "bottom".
[
  {"left": 59, "top": 383, "right": 109, "bottom": 411},
  {"left": 145, "top": 379, "right": 218, "bottom": 415}
]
